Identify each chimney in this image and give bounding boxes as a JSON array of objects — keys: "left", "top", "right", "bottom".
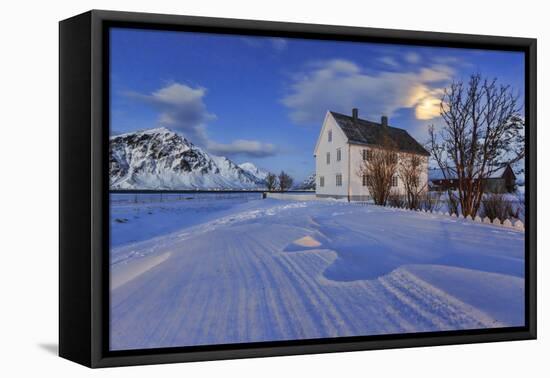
[
  {"left": 352, "top": 108, "right": 359, "bottom": 121},
  {"left": 381, "top": 115, "right": 388, "bottom": 127}
]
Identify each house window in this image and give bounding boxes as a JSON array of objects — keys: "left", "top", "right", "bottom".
[
  {"left": 362, "top": 174, "right": 369, "bottom": 187},
  {"left": 363, "top": 149, "right": 373, "bottom": 161},
  {"left": 336, "top": 148, "right": 342, "bottom": 161},
  {"left": 391, "top": 176, "right": 398, "bottom": 187},
  {"left": 326, "top": 152, "right": 330, "bottom": 165},
  {"left": 336, "top": 174, "right": 342, "bottom": 187},
  {"left": 328, "top": 130, "right": 332, "bottom": 142},
  {"left": 319, "top": 176, "right": 325, "bottom": 187}
]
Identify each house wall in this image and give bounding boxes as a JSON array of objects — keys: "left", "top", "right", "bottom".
[
  {"left": 348, "top": 144, "right": 372, "bottom": 200},
  {"left": 348, "top": 145, "right": 429, "bottom": 199},
  {"left": 315, "top": 114, "right": 349, "bottom": 198}
]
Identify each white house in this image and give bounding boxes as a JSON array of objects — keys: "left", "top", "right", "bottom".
[{"left": 314, "top": 109, "right": 430, "bottom": 201}]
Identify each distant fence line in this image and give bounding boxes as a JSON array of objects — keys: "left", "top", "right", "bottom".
[
  {"left": 110, "top": 190, "right": 314, "bottom": 194},
  {"left": 110, "top": 191, "right": 261, "bottom": 204},
  {"left": 109, "top": 190, "right": 313, "bottom": 205}
]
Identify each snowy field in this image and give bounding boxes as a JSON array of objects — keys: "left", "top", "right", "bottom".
[
  {"left": 109, "top": 195, "right": 525, "bottom": 351},
  {"left": 110, "top": 192, "right": 262, "bottom": 247}
]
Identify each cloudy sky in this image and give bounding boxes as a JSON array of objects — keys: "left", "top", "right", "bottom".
[{"left": 110, "top": 28, "right": 525, "bottom": 182}]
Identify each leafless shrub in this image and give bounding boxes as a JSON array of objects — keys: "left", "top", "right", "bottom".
[
  {"left": 387, "top": 191, "right": 406, "bottom": 208},
  {"left": 514, "top": 191, "right": 526, "bottom": 220},
  {"left": 420, "top": 192, "right": 442, "bottom": 212},
  {"left": 446, "top": 192, "right": 460, "bottom": 216},
  {"left": 399, "top": 153, "right": 427, "bottom": 210},
  {"left": 481, "top": 193, "right": 515, "bottom": 221},
  {"left": 356, "top": 135, "right": 398, "bottom": 206}
]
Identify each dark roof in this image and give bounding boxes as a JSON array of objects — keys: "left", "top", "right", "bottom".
[
  {"left": 429, "top": 164, "right": 515, "bottom": 181},
  {"left": 330, "top": 111, "right": 430, "bottom": 156}
]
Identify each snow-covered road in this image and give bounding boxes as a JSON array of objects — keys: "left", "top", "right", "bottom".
[{"left": 109, "top": 199, "right": 524, "bottom": 350}]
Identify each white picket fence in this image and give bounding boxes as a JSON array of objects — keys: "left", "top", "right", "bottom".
[
  {"left": 381, "top": 205, "right": 525, "bottom": 232},
  {"left": 264, "top": 192, "right": 524, "bottom": 232}
]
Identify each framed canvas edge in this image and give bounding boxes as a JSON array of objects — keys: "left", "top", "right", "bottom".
[
  {"left": 59, "top": 9, "right": 536, "bottom": 368},
  {"left": 59, "top": 11, "right": 93, "bottom": 367}
]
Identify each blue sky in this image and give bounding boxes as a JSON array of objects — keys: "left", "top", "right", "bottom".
[{"left": 110, "top": 28, "right": 525, "bottom": 182}]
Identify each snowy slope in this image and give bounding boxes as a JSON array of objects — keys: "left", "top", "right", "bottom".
[
  {"left": 238, "top": 162, "right": 270, "bottom": 182},
  {"left": 109, "top": 128, "right": 266, "bottom": 190},
  {"left": 110, "top": 198, "right": 524, "bottom": 350}
]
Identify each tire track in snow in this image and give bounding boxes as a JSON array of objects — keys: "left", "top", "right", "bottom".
[{"left": 378, "top": 268, "right": 503, "bottom": 330}]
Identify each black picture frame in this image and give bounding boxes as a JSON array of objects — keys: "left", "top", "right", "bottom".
[{"left": 59, "top": 9, "right": 537, "bottom": 368}]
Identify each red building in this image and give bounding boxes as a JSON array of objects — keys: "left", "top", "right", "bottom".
[{"left": 429, "top": 164, "right": 516, "bottom": 193}]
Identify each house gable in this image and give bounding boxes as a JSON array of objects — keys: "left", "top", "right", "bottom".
[{"left": 313, "top": 111, "right": 349, "bottom": 157}]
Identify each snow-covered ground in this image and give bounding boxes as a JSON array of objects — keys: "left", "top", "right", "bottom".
[
  {"left": 110, "top": 192, "right": 262, "bottom": 247},
  {"left": 109, "top": 196, "right": 524, "bottom": 351}
]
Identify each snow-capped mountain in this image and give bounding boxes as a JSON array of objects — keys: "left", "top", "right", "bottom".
[
  {"left": 110, "top": 128, "right": 266, "bottom": 190},
  {"left": 295, "top": 173, "right": 316, "bottom": 190},
  {"left": 238, "top": 162, "right": 270, "bottom": 182}
]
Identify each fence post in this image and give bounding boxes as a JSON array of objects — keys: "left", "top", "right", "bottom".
[
  {"left": 483, "top": 217, "right": 492, "bottom": 224},
  {"left": 492, "top": 218, "right": 501, "bottom": 225},
  {"left": 514, "top": 220, "right": 524, "bottom": 231}
]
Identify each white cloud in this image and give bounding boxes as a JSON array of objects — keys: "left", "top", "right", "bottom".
[
  {"left": 240, "top": 37, "right": 261, "bottom": 47},
  {"left": 208, "top": 140, "right": 277, "bottom": 157},
  {"left": 379, "top": 56, "right": 400, "bottom": 68},
  {"left": 127, "top": 83, "right": 215, "bottom": 145},
  {"left": 281, "top": 59, "right": 454, "bottom": 124},
  {"left": 127, "top": 83, "right": 277, "bottom": 158},
  {"left": 433, "top": 56, "right": 463, "bottom": 65},
  {"left": 405, "top": 52, "right": 421, "bottom": 64},
  {"left": 241, "top": 36, "right": 288, "bottom": 52},
  {"left": 270, "top": 38, "right": 288, "bottom": 52}
]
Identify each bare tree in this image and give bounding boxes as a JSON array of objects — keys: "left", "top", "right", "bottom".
[
  {"left": 428, "top": 74, "right": 524, "bottom": 217},
  {"left": 278, "top": 171, "right": 294, "bottom": 192},
  {"left": 398, "top": 153, "right": 427, "bottom": 209},
  {"left": 356, "top": 135, "right": 398, "bottom": 205},
  {"left": 265, "top": 173, "right": 278, "bottom": 191}
]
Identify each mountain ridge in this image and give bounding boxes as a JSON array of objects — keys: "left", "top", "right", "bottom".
[{"left": 109, "top": 128, "right": 268, "bottom": 190}]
